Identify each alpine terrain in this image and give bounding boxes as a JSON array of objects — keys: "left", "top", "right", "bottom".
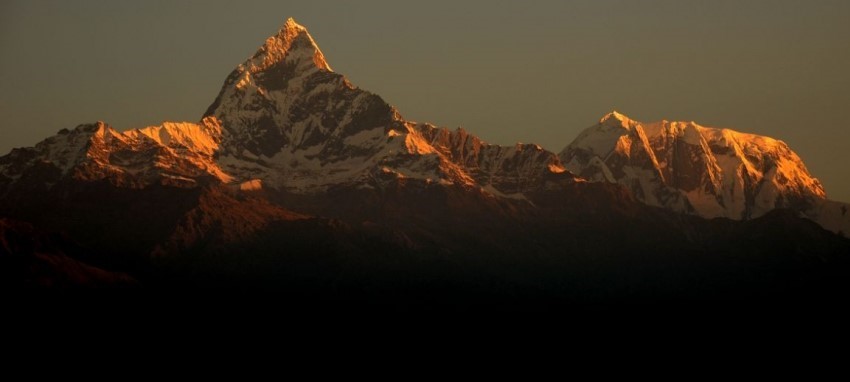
[
  {"left": 561, "top": 111, "right": 850, "bottom": 235},
  {"left": 2, "top": 18, "right": 848, "bottom": 306}
]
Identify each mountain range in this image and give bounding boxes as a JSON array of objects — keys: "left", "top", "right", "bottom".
[{"left": 2, "top": 18, "right": 848, "bottom": 306}]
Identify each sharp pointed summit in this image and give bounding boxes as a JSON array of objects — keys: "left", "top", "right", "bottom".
[
  {"left": 251, "top": 17, "right": 331, "bottom": 71},
  {"left": 203, "top": 18, "right": 349, "bottom": 157},
  {"left": 1, "top": 15, "right": 849, "bottom": 298},
  {"left": 252, "top": 17, "right": 331, "bottom": 73},
  {"left": 599, "top": 110, "right": 632, "bottom": 127},
  {"left": 203, "top": 18, "right": 333, "bottom": 121},
  {"left": 283, "top": 17, "right": 304, "bottom": 30}
]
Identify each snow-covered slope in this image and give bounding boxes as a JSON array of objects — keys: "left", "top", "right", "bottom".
[
  {"left": 0, "top": 119, "right": 229, "bottom": 192},
  {"left": 198, "top": 19, "right": 450, "bottom": 191},
  {"left": 200, "top": 18, "right": 570, "bottom": 195},
  {"left": 560, "top": 111, "right": 848, "bottom": 233},
  {"left": 415, "top": 124, "right": 570, "bottom": 198},
  {"left": 1, "top": 18, "right": 570, "bottom": 200},
  {"left": 1, "top": 19, "right": 844, "bottom": 233}
]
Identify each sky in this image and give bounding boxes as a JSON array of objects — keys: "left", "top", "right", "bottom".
[{"left": 1, "top": 0, "right": 849, "bottom": 201}]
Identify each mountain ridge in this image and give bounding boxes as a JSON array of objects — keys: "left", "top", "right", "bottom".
[
  {"left": 1, "top": 19, "right": 845, "bottom": 233},
  {"left": 561, "top": 110, "right": 848, "bottom": 234},
  {"left": 1, "top": 18, "right": 848, "bottom": 300},
  {"left": 2, "top": 18, "right": 845, "bottom": 234}
]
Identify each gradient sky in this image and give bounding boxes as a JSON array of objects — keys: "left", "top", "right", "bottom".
[{"left": 2, "top": 0, "right": 849, "bottom": 201}]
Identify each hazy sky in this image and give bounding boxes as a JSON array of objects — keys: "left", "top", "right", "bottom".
[{"left": 2, "top": 0, "right": 849, "bottom": 201}]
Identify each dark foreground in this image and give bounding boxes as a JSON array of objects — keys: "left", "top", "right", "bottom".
[{"left": 3, "top": 182, "right": 850, "bottom": 312}]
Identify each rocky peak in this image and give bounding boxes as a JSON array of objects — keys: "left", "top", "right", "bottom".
[
  {"left": 598, "top": 110, "right": 633, "bottom": 130},
  {"left": 250, "top": 17, "right": 332, "bottom": 74},
  {"left": 561, "top": 114, "right": 828, "bottom": 222}
]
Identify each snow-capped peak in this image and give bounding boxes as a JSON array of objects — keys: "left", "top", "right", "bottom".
[
  {"left": 202, "top": 18, "right": 349, "bottom": 158},
  {"left": 193, "top": 18, "right": 578, "bottom": 195},
  {"left": 3, "top": 18, "right": 844, "bottom": 234},
  {"left": 599, "top": 110, "right": 632, "bottom": 127},
  {"left": 561, "top": 114, "right": 828, "bottom": 223},
  {"left": 283, "top": 17, "right": 304, "bottom": 31},
  {"left": 250, "top": 17, "right": 331, "bottom": 73}
]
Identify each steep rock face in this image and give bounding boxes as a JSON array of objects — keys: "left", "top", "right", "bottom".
[
  {"left": 1, "top": 18, "right": 573, "bottom": 208},
  {"left": 1, "top": 18, "right": 845, "bottom": 235},
  {"left": 416, "top": 124, "right": 573, "bottom": 197},
  {"left": 200, "top": 18, "right": 571, "bottom": 196},
  {"left": 560, "top": 111, "right": 848, "bottom": 233},
  {"left": 196, "top": 19, "right": 458, "bottom": 193},
  {"left": 201, "top": 18, "right": 441, "bottom": 192},
  {"left": 0, "top": 17, "right": 848, "bottom": 300}
]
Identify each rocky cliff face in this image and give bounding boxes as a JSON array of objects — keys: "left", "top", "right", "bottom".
[
  {"left": 2, "top": 20, "right": 846, "bottom": 234},
  {"left": 1, "top": 19, "right": 845, "bottom": 234},
  {"left": 1, "top": 18, "right": 848, "bottom": 298},
  {"left": 2, "top": 18, "right": 572, "bottom": 201},
  {"left": 560, "top": 111, "right": 848, "bottom": 234}
]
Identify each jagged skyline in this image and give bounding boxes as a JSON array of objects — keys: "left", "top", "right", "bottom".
[
  {"left": 2, "top": 0, "right": 849, "bottom": 201},
  {"left": 2, "top": 8, "right": 848, "bottom": 302}
]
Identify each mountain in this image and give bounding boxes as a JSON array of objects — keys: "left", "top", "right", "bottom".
[
  {"left": 0, "top": 218, "right": 136, "bottom": 288},
  {"left": 0, "top": 120, "right": 228, "bottom": 191},
  {"left": 1, "top": 18, "right": 848, "bottom": 304},
  {"left": 202, "top": 18, "right": 572, "bottom": 198},
  {"left": 0, "top": 19, "right": 570, "bottom": 202},
  {"left": 560, "top": 111, "right": 850, "bottom": 235}
]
